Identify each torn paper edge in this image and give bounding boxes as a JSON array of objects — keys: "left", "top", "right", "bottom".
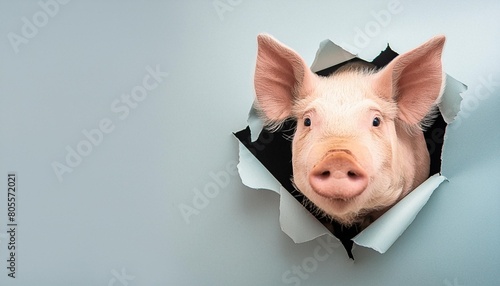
[
  {"left": 439, "top": 74, "right": 467, "bottom": 124},
  {"left": 237, "top": 38, "right": 467, "bottom": 253},
  {"left": 237, "top": 142, "right": 333, "bottom": 243},
  {"left": 310, "top": 39, "right": 356, "bottom": 73},
  {"left": 352, "top": 174, "right": 446, "bottom": 253}
]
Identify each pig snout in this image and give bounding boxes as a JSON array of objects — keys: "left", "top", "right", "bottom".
[{"left": 309, "top": 151, "right": 368, "bottom": 200}]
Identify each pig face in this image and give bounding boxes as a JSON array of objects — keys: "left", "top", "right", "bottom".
[{"left": 254, "top": 34, "right": 445, "bottom": 226}]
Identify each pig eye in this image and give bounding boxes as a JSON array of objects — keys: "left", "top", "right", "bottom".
[
  {"left": 304, "top": 118, "right": 312, "bottom": 127},
  {"left": 372, "top": 117, "right": 381, "bottom": 127}
]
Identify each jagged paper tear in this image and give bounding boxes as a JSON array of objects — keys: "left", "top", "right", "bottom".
[{"left": 237, "top": 38, "right": 467, "bottom": 254}]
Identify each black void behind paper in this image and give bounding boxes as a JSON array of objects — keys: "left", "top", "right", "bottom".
[{"left": 234, "top": 46, "right": 446, "bottom": 259}]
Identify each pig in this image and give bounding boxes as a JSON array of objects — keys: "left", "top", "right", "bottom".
[{"left": 253, "top": 34, "right": 445, "bottom": 227}]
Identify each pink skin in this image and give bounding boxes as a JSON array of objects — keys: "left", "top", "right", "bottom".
[{"left": 254, "top": 34, "right": 445, "bottom": 226}]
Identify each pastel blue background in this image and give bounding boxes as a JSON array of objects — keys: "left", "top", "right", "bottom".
[{"left": 0, "top": 1, "right": 499, "bottom": 285}]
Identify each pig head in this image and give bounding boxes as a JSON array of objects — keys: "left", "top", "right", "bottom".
[{"left": 254, "top": 34, "right": 445, "bottom": 227}]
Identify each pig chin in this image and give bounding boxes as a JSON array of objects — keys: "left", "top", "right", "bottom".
[
  {"left": 297, "top": 177, "right": 373, "bottom": 226},
  {"left": 303, "top": 185, "right": 377, "bottom": 226}
]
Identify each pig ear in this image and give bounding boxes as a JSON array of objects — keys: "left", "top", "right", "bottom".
[
  {"left": 374, "top": 36, "right": 446, "bottom": 125},
  {"left": 254, "top": 34, "right": 317, "bottom": 124}
]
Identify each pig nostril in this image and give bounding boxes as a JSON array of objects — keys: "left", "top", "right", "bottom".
[
  {"left": 320, "top": 171, "right": 330, "bottom": 178},
  {"left": 347, "top": 171, "right": 357, "bottom": 178}
]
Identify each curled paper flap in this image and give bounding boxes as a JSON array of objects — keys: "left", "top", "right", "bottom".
[
  {"left": 247, "top": 105, "right": 265, "bottom": 142},
  {"left": 352, "top": 174, "right": 446, "bottom": 253},
  {"left": 237, "top": 142, "right": 281, "bottom": 194},
  {"left": 439, "top": 75, "right": 467, "bottom": 123},
  {"left": 237, "top": 141, "right": 337, "bottom": 244},
  {"left": 310, "top": 40, "right": 356, "bottom": 73},
  {"left": 279, "top": 186, "right": 333, "bottom": 243}
]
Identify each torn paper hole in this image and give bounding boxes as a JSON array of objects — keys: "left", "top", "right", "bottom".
[{"left": 234, "top": 38, "right": 467, "bottom": 258}]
